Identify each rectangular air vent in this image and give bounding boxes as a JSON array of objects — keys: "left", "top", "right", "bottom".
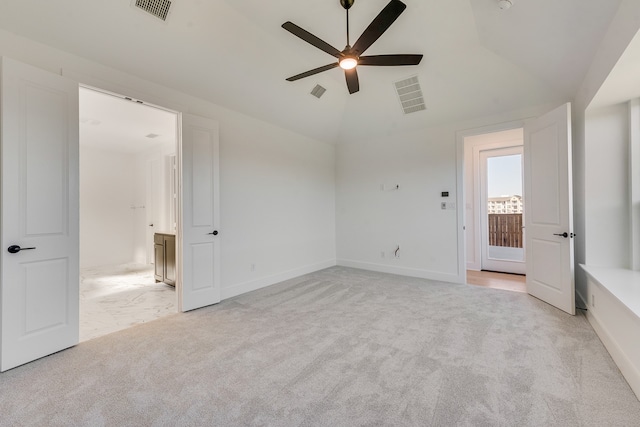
[
  {"left": 134, "top": 0, "right": 172, "bottom": 21},
  {"left": 394, "top": 76, "right": 426, "bottom": 114},
  {"left": 310, "top": 84, "right": 327, "bottom": 99}
]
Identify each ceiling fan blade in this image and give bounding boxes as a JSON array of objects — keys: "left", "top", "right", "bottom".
[
  {"left": 351, "top": 0, "right": 407, "bottom": 56},
  {"left": 286, "top": 63, "right": 339, "bottom": 81},
  {"left": 282, "top": 22, "right": 342, "bottom": 58},
  {"left": 358, "top": 54, "right": 423, "bottom": 66},
  {"left": 345, "top": 68, "right": 360, "bottom": 94}
]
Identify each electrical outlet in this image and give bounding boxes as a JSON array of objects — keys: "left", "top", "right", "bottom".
[
  {"left": 591, "top": 294, "right": 595, "bottom": 308},
  {"left": 441, "top": 202, "right": 447, "bottom": 210},
  {"left": 447, "top": 202, "right": 456, "bottom": 210}
]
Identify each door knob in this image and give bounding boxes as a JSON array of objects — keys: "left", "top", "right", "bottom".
[
  {"left": 7, "top": 245, "right": 36, "bottom": 254},
  {"left": 208, "top": 230, "right": 219, "bottom": 236},
  {"left": 553, "top": 232, "right": 569, "bottom": 238}
]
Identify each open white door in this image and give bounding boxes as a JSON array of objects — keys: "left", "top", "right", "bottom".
[
  {"left": 179, "top": 114, "right": 220, "bottom": 311},
  {"left": 1, "top": 57, "right": 79, "bottom": 371},
  {"left": 524, "top": 103, "right": 575, "bottom": 315}
]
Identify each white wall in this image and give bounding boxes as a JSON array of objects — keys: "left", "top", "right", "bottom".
[
  {"left": 80, "top": 146, "right": 137, "bottom": 268},
  {"left": 220, "top": 129, "right": 335, "bottom": 298},
  {"left": 335, "top": 107, "right": 548, "bottom": 283},
  {"left": 336, "top": 124, "right": 458, "bottom": 282},
  {"left": 336, "top": 128, "right": 458, "bottom": 281},
  {"left": 573, "top": 0, "right": 640, "bottom": 293},
  {"left": 584, "top": 103, "right": 630, "bottom": 267},
  {"left": 571, "top": 0, "right": 640, "bottom": 401},
  {"left": 0, "top": 29, "right": 336, "bottom": 299}
]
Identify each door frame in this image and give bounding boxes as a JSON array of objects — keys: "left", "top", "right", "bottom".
[
  {"left": 479, "top": 145, "right": 525, "bottom": 274},
  {"left": 0, "top": 60, "right": 221, "bottom": 371},
  {"left": 68, "top": 71, "right": 221, "bottom": 314},
  {"left": 78, "top": 84, "right": 183, "bottom": 308},
  {"left": 455, "top": 120, "right": 527, "bottom": 283}
]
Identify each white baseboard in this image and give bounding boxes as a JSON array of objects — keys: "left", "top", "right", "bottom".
[
  {"left": 337, "top": 259, "right": 463, "bottom": 284},
  {"left": 221, "top": 259, "right": 337, "bottom": 300},
  {"left": 585, "top": 304, "right": 640, "bottom": 401}
]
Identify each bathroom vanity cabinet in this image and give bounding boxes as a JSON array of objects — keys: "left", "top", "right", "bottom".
[{"left": 154, "top": 232, "right": 176, "bottom": 286}]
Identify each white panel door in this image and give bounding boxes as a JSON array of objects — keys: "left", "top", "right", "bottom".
[
  {"left": 1, "top": 57, "right": 79, "bottom": 371},
  {"left": 146, "top": 157, "right": 161, "bottom": 264},
  {"left": 524, "top": 103, "right": 575, "bottom": 315},
  {"left": 179, "top": 114, "right": 220, "bottom": 311}
]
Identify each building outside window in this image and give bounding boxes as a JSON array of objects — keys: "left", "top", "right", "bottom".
[{"left": 487, "top": 195, "right": 523, "bottom": 214}]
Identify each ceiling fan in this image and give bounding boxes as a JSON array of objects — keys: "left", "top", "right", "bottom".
[{"left": 282, "top": 0, "right": 423, "bottom": 94}]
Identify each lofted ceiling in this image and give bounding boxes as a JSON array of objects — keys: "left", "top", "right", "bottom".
[{"left": 0, "top": 0, "right": 624, "bottom": 144}]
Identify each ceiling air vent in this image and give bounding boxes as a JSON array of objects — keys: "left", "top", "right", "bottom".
[
  {"left": 310, "top": 84, "right": 327, "bottom": 99},
  {"left": 394, "top": 76, "right": 426, "bottom": 114},
  {"left": 134, "top": 0, "right": 172, "bottom": 21}
]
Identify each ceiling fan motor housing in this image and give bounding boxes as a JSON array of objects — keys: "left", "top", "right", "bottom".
[{"left": 340, "top": 0, "right": 355, "bottom": 10}]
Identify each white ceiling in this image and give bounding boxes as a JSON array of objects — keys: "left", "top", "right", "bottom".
[
  {"left": 79, "top": 87, "right": 177, "bottom": 154},
  {"left": 0, "top": 0, "right": 625, "bottom": 144}
]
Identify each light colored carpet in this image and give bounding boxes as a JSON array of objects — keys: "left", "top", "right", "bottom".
[{"left": 1, "top": 266, "right": 639, "bottom": 426}]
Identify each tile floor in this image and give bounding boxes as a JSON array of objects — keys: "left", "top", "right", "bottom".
[{"left": 80, "top": 263, "right": 177, "bottom": 342}]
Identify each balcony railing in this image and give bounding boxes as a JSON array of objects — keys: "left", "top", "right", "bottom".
[{"left": 488, "top": 213, "right": 523, "bottom": 248}]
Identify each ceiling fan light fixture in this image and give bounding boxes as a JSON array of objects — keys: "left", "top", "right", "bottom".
[{"left": 339, "top": 57, "right": 358, "bottom": 70}]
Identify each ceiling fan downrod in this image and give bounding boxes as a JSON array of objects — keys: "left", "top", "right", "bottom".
[
  {"left": 341, "top": 0, "right": 355, "bottom": 47},
  {"left": 340, "top": 0, "right": 355, "bottom": 49},
  {"left": 346, "top": 8, "right": 350, "bottom": 47}
]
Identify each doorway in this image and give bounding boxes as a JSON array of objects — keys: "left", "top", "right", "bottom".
[
  {"left": 480, "top": 145, "right": 525, "bottom": 274},
  {"left": 78, "top": 87, "right": 179, "bottom": 341},
  {"left": 463, "top": 127, "right": 526, "bottom": 291},
  {"left": 1, "top": 58, "right": 223, "bottom": 371}
]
